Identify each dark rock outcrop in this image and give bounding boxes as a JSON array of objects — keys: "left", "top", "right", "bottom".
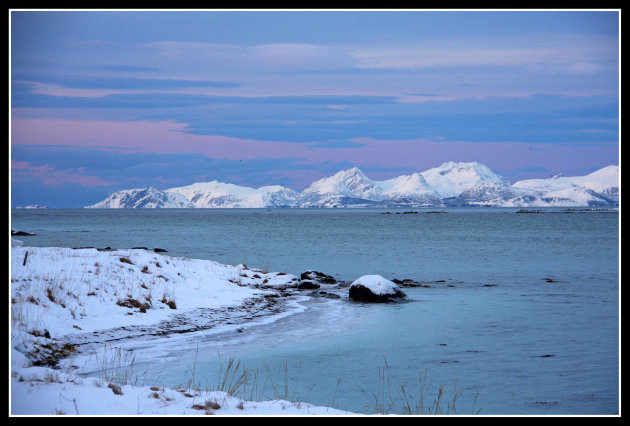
[
  {"left": 300, "top": 270, "right": 337, "bottom": 284},
  {"left": 349, "top": 284, "right": 406, "bottom": 302},
  {"left": 296, "top": 280, "right": 320, "bottom": 290},
  {"left": 11, "top": 230, "right": 36, "bottom": 236}
]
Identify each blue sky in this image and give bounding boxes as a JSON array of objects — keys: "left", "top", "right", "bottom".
[{"left": 10, "top": 10, "right": 620, "bottom": 207}]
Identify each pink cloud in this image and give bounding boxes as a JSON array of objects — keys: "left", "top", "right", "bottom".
[
  {"left": 10, "top": 118, "right": 618, "bottom": 185},
  {"left": 11, "top": 159, "right": 112, "bottom": 186}
]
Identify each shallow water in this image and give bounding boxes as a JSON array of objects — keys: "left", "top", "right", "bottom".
[{"left": 11, "top": 208, "right": 620, "bottom": 414}]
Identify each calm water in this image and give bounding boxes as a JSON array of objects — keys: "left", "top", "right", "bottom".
[{"left": 11, "top": 208, "right": 620, "bottom": 414}]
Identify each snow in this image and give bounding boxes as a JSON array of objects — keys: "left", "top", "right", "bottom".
[
  {"left": 301, "top": 167, "right": 384, "bottom": 202},
  {"left": 84, "top": 163, "right": 619, "bottom": 208},
  {"left": 376, "top": 173, "right": 440, "bottom": 201},
  {"left": 350, "top": 275, "right": 402, "bottom": 296},
  {"left": 10, "top": 245, "right": 356, "bottom": 415},
  {"left": 16, "top": 204, "right": 48, "bottom": 209},
  {"left": 420, "top": 161, "right": 508, "bottom": 198},
  {"left": 10, "top": 246, "right": 278, "bottom": 338},
  {"left": 166, "top": 181, "right": 299, "bottom": 208},
  {"left": 10, "top": 349, "right": 352, "bottom": 416},
  {"left": 511, "top": 166, "right": 620, "bottom": 206},
  {"left": 86, "top": 187, "right": 194, "bottom": 208},
  {"left": 513, "top": 166, "right": 619, "bottom": 199}
]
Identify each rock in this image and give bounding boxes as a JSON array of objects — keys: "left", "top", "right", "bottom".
[
  {"left": 300, "top": 270, "right": 337, "bottom": 284},
  {"left": 11, "top": 230, "right": 36, "bottom": 236},
  {"left": 392, "top": 278, "right": 423, "bottom": 287},
  {"left": 296, "top": 280, "right": 320, "bottom": 290},
  {"left": 307, "top": 290, "right": 342, "bottom": 299},
  {"left": 154, "top": 248, "right": 168, "bottom": 253},
  {"left": 349, "top": 275, "right": 406, "bottom": 303},
  {"left": 322, "top": 292, "right": 341, "bottom": 299}
]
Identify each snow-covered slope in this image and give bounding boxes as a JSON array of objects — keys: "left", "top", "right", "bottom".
[
  {"left": 86, "top": 187, "right": 194, "bottom": 209},
  {"left": 166, "top": 181, "right": 299, "bottom": 208},
  {"left": 10, "top": 245, "right": 354, "bottom": 415},
  {"left": 512, "top": 165, "right": 619, "bottom": 206},
  {"left": 85, "top": 163, "right": 619, "bottom": 208},
  {"left": 298, "top": 167, "right": 384, "bottom": 207},
  {"left": 376, "top": 173, "right": 442, "bottom": 205},
  {"left": 454, "top": 181, "right": 517, "bottom": 205},
  {"left": 420, "top": 161, "right": 509, "bottom": 199}
]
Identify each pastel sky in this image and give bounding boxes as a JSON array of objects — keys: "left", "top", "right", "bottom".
[{"left": 10, "top": 10, "right": 620, "bottom": 207}]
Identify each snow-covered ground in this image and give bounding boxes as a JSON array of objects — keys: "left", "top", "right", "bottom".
[
  {"left": 10, "top": 348, "right": 351, "bottom": 415},
  {"left": 10, "top": 245, "right": 356, "bottom": 416}
]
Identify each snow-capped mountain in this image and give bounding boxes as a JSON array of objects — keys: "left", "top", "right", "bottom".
[
  {"left": 454, "top": 181, "right": 517, "bottom": 205},
  {"left": 166, "top": 181, "right": 299, "bottom": 208},
  {"left": 511, "top": 165, "right": 619, "bottom": 206},
  {"left": 376, "top": 173, "right": 442, "bottom": 206},
  {"left": 420, "top": 161, "right": 509, "bottom": 198},
  {"left": 85, "top": 163, "right": 619, "bottom": 208},
  {"left": 298, "top": 167, "right": 385, "bottom": 207},
  {"left": 86, "top": 187, "right": 194, "bottom": 209}
]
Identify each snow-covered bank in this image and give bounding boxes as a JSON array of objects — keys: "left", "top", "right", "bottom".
[
  {"left": 10, "top": 245, "right": 355, "bottom": 415},
  {"left": 10, "top": 246, "right": 301, "bottom": 340},
  {"left": 10, "top": 349, "right": 351, "bottom": 415}
]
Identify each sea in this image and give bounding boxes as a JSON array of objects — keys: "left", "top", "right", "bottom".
[{"left": 10, "top": 207, "right": 620, "bottom": 415}]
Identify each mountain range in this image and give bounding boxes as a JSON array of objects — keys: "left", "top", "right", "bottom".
[{"left": 86, "top": 162, "right": 620, "bottom": 209}]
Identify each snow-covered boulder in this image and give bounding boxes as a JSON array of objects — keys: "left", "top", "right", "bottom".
[{"left": 349, "top": 275, "right": 406, "bottom": 302}]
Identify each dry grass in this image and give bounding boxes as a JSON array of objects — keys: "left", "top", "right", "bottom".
[
  {"left": 108, "top": 383, "right": 123, "bottom": 395},
  {"left": 358, "top": 358, "right": 467, "bottom": 415},
  {"left": 160, "top": 295, "right": 176, "bottom": 309},
  {"left": 116, "top": 298, "right": 150, "bottom": 313},
  {"left": 93, "top": 343, "right": 144, "bottom": 388}
]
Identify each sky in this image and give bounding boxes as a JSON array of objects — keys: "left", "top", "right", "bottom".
[{"left": 10, "top": 9, "right": 620, "bottom": 207}]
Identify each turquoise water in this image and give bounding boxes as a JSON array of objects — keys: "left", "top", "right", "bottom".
[{"left": 10, "top": 208, "right": 620, "bottom": 414}]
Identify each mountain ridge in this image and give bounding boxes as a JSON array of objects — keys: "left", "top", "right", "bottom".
[{"left": 85, "top": 162, "right": 619, "bottom": 209}]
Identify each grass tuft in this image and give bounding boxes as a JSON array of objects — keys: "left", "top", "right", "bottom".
[{"left": 116, "top": 298, "right": 150, "bottom": 313}]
